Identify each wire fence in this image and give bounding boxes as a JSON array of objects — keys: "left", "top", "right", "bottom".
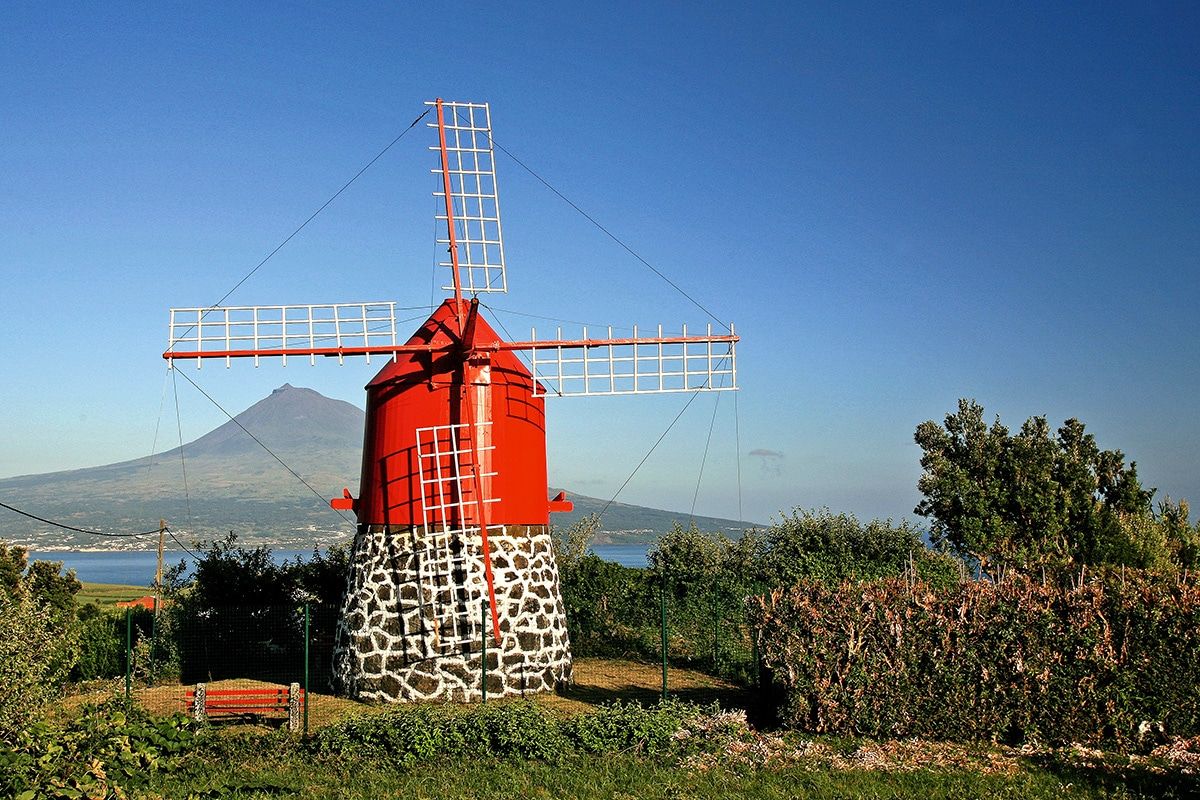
[
  {"left": 76, "top": 581, "right": 758, "bottom": 735},
  {"left": 566, "top": 575, "right": 759, "bottom": 688}
]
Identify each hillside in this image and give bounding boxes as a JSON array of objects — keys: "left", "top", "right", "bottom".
[{"left": 0, "top": 385, "right": 758, "bottom": 549}]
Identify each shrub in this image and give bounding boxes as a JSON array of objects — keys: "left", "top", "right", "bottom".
[
  {"left": 0, "top": 699, "right": 195, "bottom": 798},
  {"left": 562, "top": 699, "right": 706, "bottom": 754},
  {"left": 0, "top": 588, "right": 78, "bottom": 742},
  {"left": 72, "top": 605, "right": 125, "bottom": 680},
  {"left": 455, "top": 701, "right": 569, "bottom": 761},
  {"left": 556, "top": 512, "right": 961, "bottom": 683},
  {"left": 559, "top": 553, "right": 659, "bottom": 658},
  {"left": 756, "top": 508, "right": 959, "bottom": 589},
  {"left": 749, "top": 572, "right": 1200, "bottom": 745},
  {"left": 315, "top": 699, "right": 716, "bottom": 763},
  {"left": 315, "top": 705, "right": 447, "bottom": 763},
  {"left": 315, "top": 701, "right": 567, "bottom": 763}
]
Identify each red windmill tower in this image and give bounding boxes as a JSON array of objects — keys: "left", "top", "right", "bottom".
[{"left": 163, "top": 100, "right": 739, "bottom": 702}]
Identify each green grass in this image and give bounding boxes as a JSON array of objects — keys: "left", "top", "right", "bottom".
[
  {"left": 139, "top": 749, "right": 1197, "bottom": 799},
  {"left": 78, "top": 580, "right": 152, "bottom": 606}
]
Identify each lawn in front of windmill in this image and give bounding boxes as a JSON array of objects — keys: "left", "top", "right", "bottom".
[
  {"left": 119, "top": 657, "right": 1197, "bottom": 800},
  {"left": 139, "top": 740, "right": 1193, "bottom": 800}
]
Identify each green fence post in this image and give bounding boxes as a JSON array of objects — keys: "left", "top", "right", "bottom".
[
  {"left": 304, "top": 603, "right": 310, "bottom": 737},
  {"left": 481, "top": 600, "right": 488, "bottom": 704},
  {"left": 711, "top": 592, "right": 719, "bottom": 669},
  {"left": 751, "top": 619, "right": 759, "bottom": 688},
  {"left": 660, "top": 580, "right": 668, "bottom": 701},
  {"left": 125, "top": 608, "right": 132, "bottom": 703}
]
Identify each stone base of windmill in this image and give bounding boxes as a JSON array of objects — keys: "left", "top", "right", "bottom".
[{"left": 332, "top": 524, "right": 573, "bottom": 703}]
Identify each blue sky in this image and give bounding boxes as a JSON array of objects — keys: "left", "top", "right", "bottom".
[{"left": 1, "top": 2, "right": 1197, "bottom": 528}]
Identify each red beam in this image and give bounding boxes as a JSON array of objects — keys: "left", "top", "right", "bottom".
[
  {"left": 497, "top": 333, "right": 739, "bottom": 351},
  {"left": 163, "top": 333, "right": 738, "bottom": 362},
  {"left": 163, "top": 344, "right": 441, "bottom": 361},
  {"left": 436, "top": 98, "right": 465, "bottom": 333}
]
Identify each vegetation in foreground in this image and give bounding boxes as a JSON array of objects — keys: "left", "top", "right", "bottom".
[
  {"left": 5, "top": 399, "right": 1200, "bottom": 797},
  {"left": 141, "top": 750, "right": 1199, "bottom": 800},
  {"left": 4, "top": 696, "right": 1199, "bottom": 799}
]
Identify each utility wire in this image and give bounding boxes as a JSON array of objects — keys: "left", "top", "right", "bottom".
[
  {"left": 734, "top": 388, "right": 744, "bottom": 525},
  {"left": 172, "top": 368, "right": 354, "bottom": 525},
  {"left": 689, "top": 391, "right": 723, "bottom": 523},
  {"left": 479, "top": 302, "right": 537, "bottom": 375},
  {"left": 489, "top": 135, "right": 730, "bottom": 332},
  {"left": 207, "top": 106, "right": 431, "bottom": 311},
  {"left": 597, "top": 352, "right": 736, "bottom": 522},
  {"left": 0, "top": 500, "right": 160, "bottom": 538},
  {"left": 165, "top": 528, "right": 201, "bottom": 561},
  {"left": 162, "top": 111, "right": 430, "bottom": 534},
  {"left": 598, "top": 391, "right": 703, "bottom": 520},
  {"left": 143, "top": 367, "right": 172, "bottom": 484},
  {"left": 171, "top": 370, "right": 195, "bottom": 533},
  {"left": 482, "top": 303, "right": 636, "bottom": 334}
]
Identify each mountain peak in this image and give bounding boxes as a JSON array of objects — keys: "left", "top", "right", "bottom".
[{"left": 181, "top": 384, "right": 365, "bottom": 458}]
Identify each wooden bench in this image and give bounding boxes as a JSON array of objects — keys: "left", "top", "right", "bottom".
[{"left": 186, "top": 683, "right": 304, "bottom": 731}]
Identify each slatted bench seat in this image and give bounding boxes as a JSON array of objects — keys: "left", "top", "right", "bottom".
[{"left": 186, "top": 682, "right": 304, "bottom": 731}]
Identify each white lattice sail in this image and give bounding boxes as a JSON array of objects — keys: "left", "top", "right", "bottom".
[
  {"left": 428, "top": 100, "right": 507, "bottom": 295},
  {"left": 165, "top": 302, "right": 400, "bottom": 367},
  {"left": 526, "top": 324, "right": 738, "bottom": 397}
]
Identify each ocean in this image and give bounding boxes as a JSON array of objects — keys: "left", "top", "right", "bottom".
[{"left": 28, "top": 543, "right": 651, "bottom": 586}]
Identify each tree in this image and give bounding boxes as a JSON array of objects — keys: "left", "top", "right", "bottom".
[
  {"left": 756, "top": 508, "right": 956, "bottom": 588},
  {"left": 0, "top": 543, "right": 26, "bottom": 596},
  {"left": 287, "top": 545, "right": 350, "bottom": 606},
  {"left": 0, "top": 542, "right": 81, "bottom": 614},
  {"left": 168, "top": 533, "right": 353, "bottom": 684},
  {"left": 187, "top": 532, "right": 296, "bottom": 611},
  {"left": 914, "top": 399, "right": 1169, "bottom": 573},
  {"left": 0, "top": 540, "right": 80, "bottom": 740},
  {"left": 0, "top": 589, "right": 79, "bottom": 741},
  {"left": 551, "top": 513, "right": 600, "bottom": 573},
  {"left": 25, "top": 559, "right": 81, "bottom": 615}
]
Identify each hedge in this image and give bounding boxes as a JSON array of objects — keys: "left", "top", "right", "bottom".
[{"left": 748, "top": 573, "right": 1200, "bottom": 745}]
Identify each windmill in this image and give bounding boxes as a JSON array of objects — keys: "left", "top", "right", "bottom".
[{"left": 163, "top": 99, "right": 739, "bottom": 702}]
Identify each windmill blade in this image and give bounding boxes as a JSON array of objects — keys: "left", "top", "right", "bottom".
[
  {"left": 164, "top": 302, "right": 402, "bottom": 367},
  {"left": 519, "top": 323, "right": 738, "bottom": 397},
  {"left": 413, "top": 421, "right": 501, "bottom": 648},
  {"left": 427, "top": 100, "right": 507, "bottom": 295}
]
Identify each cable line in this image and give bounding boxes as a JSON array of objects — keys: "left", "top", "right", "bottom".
[
  {"left": 142, "top": 367, "right": 172, "bottom": 485},
  {"left": 689, "top": 391, "right": 723, "bottom": 523},
  {"left": 597, "top": 352, "right": 736, "bottom": 522},
  {"left": 0, "top": 500, "right": 160, "bottom": 538},
  {"left": 172, "top": 369, "right": 354, "bottom": 525},
  {"left": 488, "top": 134, "right": 730, "bottom": 332},
  {"left": 165, "top": 528, "right": 201, "bottom": 561},
  {"left": 482, "top": 302, "right": 637, "bottom": 334},
  {"left": 598, "top": 390, "right": 704, "bottom": 521},
  {"left": 733, "top": 389, "right": 744, "bottom": 524},
  {"left": 171, "top": 369, "right": 196, "bottom": 534},
  {"left": 208, "top": 105, "right": 432, "bottom": 311},
  {"left": 479, "top": 302, "right": 537, "bottom": 375}
]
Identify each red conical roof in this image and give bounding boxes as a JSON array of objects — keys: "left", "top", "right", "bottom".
[{"left": 355, "top": 299, "right": 550, "bottom": 528}]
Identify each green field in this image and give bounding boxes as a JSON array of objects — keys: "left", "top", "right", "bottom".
[{"left": 78, "top": 580, "right": 152, "bottom": 606}]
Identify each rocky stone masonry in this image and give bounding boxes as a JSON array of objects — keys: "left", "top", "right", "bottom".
[{"left": 332, "top": 523, "right": 573, "bottom": 702}]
